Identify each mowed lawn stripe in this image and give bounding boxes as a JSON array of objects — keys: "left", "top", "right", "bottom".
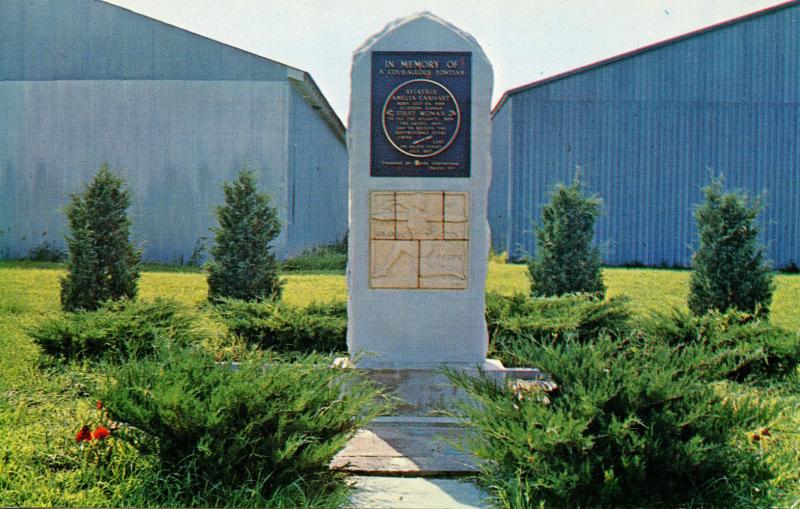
[{"left": 1, "top": 261, "right": 797, "bottom": 329}]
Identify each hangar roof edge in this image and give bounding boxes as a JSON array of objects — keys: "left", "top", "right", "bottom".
[
  {"left": 98, "top": 0, "right": 346, "bottom": 142},
  {"left": 491, "top": 0, "right": 799, "bottom": 116}
]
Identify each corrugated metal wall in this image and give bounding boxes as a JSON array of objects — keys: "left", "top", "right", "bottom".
[
  {"left": 488, "top": 100, "right": 512, "bottom": 254},
  {"left": 286, "top": 87, "right": 348, "bottom": 257},
  {"left": 0, "top": 0, "right": 289, "bottom": 81},
  {"left": 0, "top": 0, "right": 347, "bottom": 262},
  {"left": 0, "top": 80, "right": 291, "bottom": 262},
  {"left": 491, "top": 4, "right": 800, "bottom": 268}
]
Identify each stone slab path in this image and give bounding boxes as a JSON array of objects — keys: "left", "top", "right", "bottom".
[
  {"left": 348, "top": 476, "right": 488, "bottom": 508},
  {"left": 331, "top": 416, "right": 478, "bottom": 476},
  {"left": 332, "top": 417, "right": 490, "bottom": 508}
]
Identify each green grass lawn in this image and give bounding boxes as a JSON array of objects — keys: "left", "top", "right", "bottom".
[
  {"left": 1, "top": 260, "right": 798, "bottom": 506},
  {"left": 6, "top": 260, "right": 796, "bottom": 327}
]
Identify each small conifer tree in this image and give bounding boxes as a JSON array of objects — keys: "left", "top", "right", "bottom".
[
  {"left": 207, "top": 165, "right": 283, "bottom": 302},
  {"left": 528, "top": 175, "right": 605, "bottom": 297},
  {"left": 688, "top": 177, "right": 773, "bottom": 316},
  {"left": 61, "top": 164, "right": 141, "bottom": 311}
]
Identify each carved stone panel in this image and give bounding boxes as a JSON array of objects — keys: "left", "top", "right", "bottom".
[
  {"left": 370, "top": 240, "right": 419, "bottom": 288},
  {"left": 396, "top": 192, "right": 443, "bottom": 240},
  {"left": 369, "top": 191, "right": 469, "bottom": 289},
  {"left": 443, "top": 192, "right": 469, "bottom": 240},
  {"left": 370, "top": 192, "right": 397, "bottom": 239},
  {"left": 419, "top": 240, "right": 468, "bottom": 289}
]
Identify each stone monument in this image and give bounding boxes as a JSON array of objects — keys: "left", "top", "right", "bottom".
[{"left": 345, "top": 12, "right": 541, "bottom": 413}]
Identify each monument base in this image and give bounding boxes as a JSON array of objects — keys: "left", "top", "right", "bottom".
[{"left": 334, "top": 357, "right": 554, "bottom": 416}]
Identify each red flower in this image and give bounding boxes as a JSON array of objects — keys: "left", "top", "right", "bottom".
[
  {"left": 92, "top": 426, "right": 111, "bottom": 440},
  {"left": 96, "top": 400, "right": 103, "bottom": 410},
  {"left": 76, "top": 425, "right": 92, "bottom": 442}
]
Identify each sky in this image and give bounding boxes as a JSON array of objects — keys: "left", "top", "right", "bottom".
[{"left": 105, "top": 0, "right": 781, "bottom": 122}]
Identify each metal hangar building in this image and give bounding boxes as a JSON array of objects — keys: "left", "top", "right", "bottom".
[
  {"left": 490, "top": 2, "right": 799, "bottom": 268},
  {"left": 0, "top": 0, "right": 347, "bottom": 262}
]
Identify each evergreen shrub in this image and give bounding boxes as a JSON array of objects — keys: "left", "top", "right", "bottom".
[
  {"left": 528, "top": 176, "right": 605, "bottom": 297},
  {"left": 61, "top": 164, "right": 141, "bottom": 311},
  {"left": 214, "top": 299, "right": 347, "bottom": 353},
  {"left": 448, "top": 334, "right": 776, "bottom": 508},
  {"left": 486, "top": 292, "right": 630, "bottom": 363},
  {"left": 97, "top": 347, "right": 384, "bottom": 494},
  {"left": 782, "top": 261, "right": 800, "bottom": 274},
  {"left": 27, "top": 241, "right": 67, "bottom": 262},
  {"left": 207, "top": 165, "right": 283, "bottom": 302},
  {"left": 689, "top": 177, "right": 774, "bottom": 316},
  {"left": 280, "top": 239, "right": 347, "bottom": 272},
  {"left": 30, "top": 298, "right": 204, "bottom": 361},
  {"left": 640, "top": 308, "right": 800, "bottom": 383}
]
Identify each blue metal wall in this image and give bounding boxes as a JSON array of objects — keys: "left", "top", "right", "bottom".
[
  {"left": 0, "top": 0, "right": 289, "bottom": 81},
  {"left": 0, "top": 0, "right": 347, "bottom": 262},
  {"left": 488, "top": 99, "right": 513, "bottom": 254},
  {"left": 491, "top": 4, "right": 800, "bottom": 268},
  {"left": 0, "top": 80, "right": 291, "bottom": 261},
  {"left": 286, "top": 87, "right": 348, "bottom": 257}
]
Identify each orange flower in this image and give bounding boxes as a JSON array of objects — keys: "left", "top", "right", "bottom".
[
  {"left": 92, "top": 426, "right": 111, "bottom": 440},
  {"left": 76, "top": 425, "right": 92, "bottom": 442},
  {"left": 96, "top": 400, "right": 103, "bottom": 410}
]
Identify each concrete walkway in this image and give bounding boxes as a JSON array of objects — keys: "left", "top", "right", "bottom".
[
  {"left": 331, "top": 417, "right": 478, "bottom": 476},
  {"left": 333, "top": 417, "right": 491, "bottom": 508},
  {"left": 348, "top": 476, "right": 489, "bottom": 508}
]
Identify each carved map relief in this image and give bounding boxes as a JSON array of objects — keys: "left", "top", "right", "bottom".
[
  {"left": 419, "top": 240, "right": 468, "bottom": 288},
  {"left": 444, "top": 192, "right": 468, "bottom": 240},
  {"left": 370, "top": 240, "right": 419, "bottom": 288},
  {"left": 370, "top": 192, "right": 397, "bottom": 239},
  {"left": 396, "top": 192, "right": 443, "bottom": 240},
  {"left": 369, "top": 191, "right": 469, "bottom": 289}
]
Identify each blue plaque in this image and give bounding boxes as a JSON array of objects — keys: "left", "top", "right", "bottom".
[{"left": 371, "top": 51, "right": 471, "bottom": 177}]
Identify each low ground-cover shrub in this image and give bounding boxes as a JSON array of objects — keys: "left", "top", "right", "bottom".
[
  {"left": 448, "top": 334, "right": 778, "bottom": 508},
  {"left": 761, "top": 380, "right": 800, "bottom": 506},
  {"left": 29, "top": 298, "right": 206, "bottom": 361},
  {"left": 217, "top": 293, "right": 630, "bottom": 357},
  {"left": 96, "top": 346, "right": 384, "bottom": 499},
  {"left": 640, "top": 308, "right": 800, "bottom": 383},
  {"left": 781, "top": 261, "right": 800, "bottom": 274},
  {"left": 486, "top": 292, "right": 630, "bottom": 363},
  {"left": 281, "top": 242, "right": 347, "bottom": 272},
  {"left": 214, "top": 299, "right": 347, "bottom": 353},
  {"left": 27, "top": 241, "right": 67, "bottom": 262}
]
